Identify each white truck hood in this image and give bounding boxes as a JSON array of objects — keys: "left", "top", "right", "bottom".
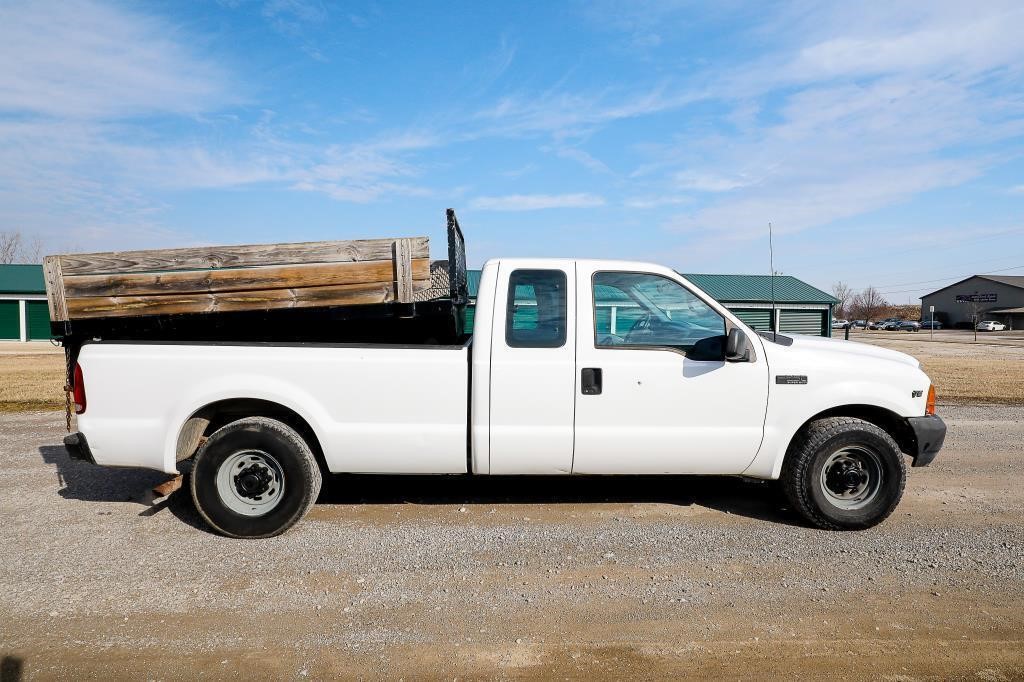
[{"left": 778, "top": 333, "right": 920, "bottom": 369}]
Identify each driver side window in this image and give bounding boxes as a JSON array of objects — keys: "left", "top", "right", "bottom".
[{"left": 593, "top": 272, "right": 726, "bottom": 357}]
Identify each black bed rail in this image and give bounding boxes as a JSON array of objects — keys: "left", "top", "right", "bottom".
[{"left": 446, "top": 208, "right": 468, "bottom": 306}]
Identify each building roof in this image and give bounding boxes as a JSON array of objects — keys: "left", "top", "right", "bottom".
[
  {"left": 466, "top": 268, "right": 836, "bottom": 304},
  {"left": 680, "top": 273, "right": 838, "bottom": 304},
  {"left": 0, "top": 264, "right": 46, "bottom": 294},
  {"left": 920, "top": 274, "right": 1024, "bottom": 299}
]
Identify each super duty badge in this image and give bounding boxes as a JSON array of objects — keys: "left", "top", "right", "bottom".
[{"left": 776, "top": 375, "right": 808, "bottom": 385}]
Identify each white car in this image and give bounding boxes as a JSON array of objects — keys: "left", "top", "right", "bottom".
[
  {"left": 976, "top": 320, "right": 1006, "bottom": 331},
  {"left": 59, "top": 258, "right": 946, "bottom": 537},
  {"left": 831, "top": 319, "right": 850, "bottom": 329}
]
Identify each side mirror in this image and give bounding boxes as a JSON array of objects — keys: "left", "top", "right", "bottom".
[{"left": 725, "top": 328, "right": 750, "bottom": 362}]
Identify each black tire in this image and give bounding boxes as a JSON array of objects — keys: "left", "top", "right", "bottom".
[
  {"left": 781, "top": 417, "right": 906, "bottom": 530},
  {"left": 190, "top": 417, "right": 321, "bottom": 538}
]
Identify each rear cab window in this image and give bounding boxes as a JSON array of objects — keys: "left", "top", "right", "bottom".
[{"left": 506, "top": 269, "right": 567, "bottom": 348}]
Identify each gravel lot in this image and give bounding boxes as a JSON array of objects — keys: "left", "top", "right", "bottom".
[{"left": 1, "top": 404, "right": 1022, "bottom": 679}]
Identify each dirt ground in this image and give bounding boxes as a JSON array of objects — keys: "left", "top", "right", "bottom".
[{"left": 1, "top": 404, "right": 1022, "bottom": 680}]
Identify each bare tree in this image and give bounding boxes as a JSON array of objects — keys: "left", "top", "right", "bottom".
[
  {"left": 0, "top": 231, "right": 21, "bottom": 264},
  {"left": 23, "top": 234, "right": 44, "bottom": 263},
  {"left": 851, "top": 286, "right": 888, "bottom": 322},
  {"left": 831, "top": 281, "right": 852, "bottom": 319},
  {"left": 0, "top": 230, "right": 47, "bottom": 263}
]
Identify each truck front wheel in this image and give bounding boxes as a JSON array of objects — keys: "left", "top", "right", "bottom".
[
  {"left": 190, "top": 417, "right": 321, "bottom": 538},
  {"left": 781, "top": 417, "right": 906, "bottom": 530}
]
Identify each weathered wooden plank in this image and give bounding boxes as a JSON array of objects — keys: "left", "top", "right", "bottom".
[
  {"left": 63, "top": 258, "right": 430, "bottom": 299},
  {"left": 65, "top": 279, "right": 432, "bottom": 319},
  {"left": 42, "top": 255, "right": 68, "bottom": 322},
  {"left": 58, "top": 236, "right": 429, "bottom": 276},
  {"left": 394, "top": 239, "right": 414, "bottom": 303}
]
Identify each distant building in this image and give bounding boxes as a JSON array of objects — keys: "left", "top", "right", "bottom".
[
  {"left": 0, "top": 264, "right": 52, "bottom": 341},
  {"left": 920, "top": 275, "right": 1024, "bottom": 330},
  {"left": 465, "top": 270, "right": 837, "bottom": 337}
]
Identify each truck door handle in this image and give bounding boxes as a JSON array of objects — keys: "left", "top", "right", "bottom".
[{"left": 581, "top": 368, "right": 602, "bottom": 395}]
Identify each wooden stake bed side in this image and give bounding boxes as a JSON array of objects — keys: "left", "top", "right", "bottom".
[{"left": 44, "top": 236, "right": 431, "bottom": 322}]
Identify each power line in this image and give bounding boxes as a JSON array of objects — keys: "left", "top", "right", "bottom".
[
  {"left": 873, "top": 255, "right": 1024, "bottom": 289},
  {"left": 876, "top": 264, "right": 1024, "bottom": 295},
  {"left": 872, "top": 260, "right": 1024, "bottom": 288},
  {"left": 816, "top": 225, "right": 1024, "bottom": 270}
]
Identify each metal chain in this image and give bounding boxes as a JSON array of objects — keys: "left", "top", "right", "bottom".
[{"left": 63, "top": 343, "right": 72, "bottom": 433}]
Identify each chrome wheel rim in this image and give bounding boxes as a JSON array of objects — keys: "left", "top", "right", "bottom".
[
  {"left": 216, "top": 450, "right": 285, "bottom": 516},
  {"left": 819, "top": 446, "right": 882, "bottom": 510}
]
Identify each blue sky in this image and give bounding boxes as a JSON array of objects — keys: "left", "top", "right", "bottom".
[{"left": 1, "top": 0, "right": 1023, "bottom": 301}]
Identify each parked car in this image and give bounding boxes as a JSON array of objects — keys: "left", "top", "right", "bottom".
[
  {"left": 831, "top": 318, "right": 850, "bottom": 329},
  {"left": 851, "top": 320, "right": 868, "bottom": 329},
  {"left": 869, "top": 318, "right": 900, "bottom": 330},
  {"left": 897, "top": 321, "right": 921, "bottom": 332},
  {"left": 919, "top": 319, "right": 943, "bottom": 330},
  {"left": 58, "top": 258, "right": 946, "bottom": 537},
  {"left": 977, "top": 320, "right": 1007, "bottom": 331}
]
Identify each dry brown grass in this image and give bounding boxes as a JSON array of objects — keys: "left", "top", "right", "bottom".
[
  {"left": 0, "top": 352, "right": 66, "bottom": 412},
  {"left": 852, "top": 334, "right": 1024, "bottom": 404},
  {"left": 916, "top": 356, "right": 1024, "bottom": 404}
]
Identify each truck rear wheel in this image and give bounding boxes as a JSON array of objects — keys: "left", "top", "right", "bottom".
[
  {"left": 781, "top": 417, "right": 906, "bottom": 530},
  {"left": 190, "top": 417, "right": 321, "bottom": 538}
]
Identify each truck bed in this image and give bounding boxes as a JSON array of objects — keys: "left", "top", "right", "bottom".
[
  {"left": 49, "top": 209, "right": 469, "bottom": 346},
  {"left": 76, "top": 340, "right": 470, "bottom": 475}
]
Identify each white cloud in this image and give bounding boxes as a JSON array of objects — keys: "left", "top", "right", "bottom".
[
  {"left": 665, "top": 161, "right": 978, "bottom": 238},
  {"left": 1010, "top": 185, "right": 1024, "bottom": 195},
  {"left": 0, "top": 0, "right": 231, "bottom": 119},
  {"left": 551, "top": 146, "right": 614, "bottom": 175},
  {"left": 473, "top": 84, "right": 700, "bottom": 139},
  {"left": 617, "top": 2, "right": 1024, "bottom": 242},
  {"left": 624, "top": 195, "right": 692, "bottom": 209},
  {"left": 469, "top": 193, "right": 606, "bottom": 211},
  {"left": 674, "top": 172, "right": 750, "bottom": 193}
]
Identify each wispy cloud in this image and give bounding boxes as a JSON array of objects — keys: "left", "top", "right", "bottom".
[
  {"left": 0, "top": 0, "right": 231, "bottom": 119},
  {"left": 472, "top": 83, "right": 700, "bottom": 139},
  {"left": 633, "top": 3, "right": 1024, "bottom": 241},
  {"left": 260, "top": 0, "right": 329, "bottom": 60},
  {"left": 469, "top": 193, "right": 606, "bottom": 211},
  {"left": 625, "top": 195, "right": 693, "bottom": 209}
]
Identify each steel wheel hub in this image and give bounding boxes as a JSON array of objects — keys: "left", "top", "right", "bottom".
[
  {"left": 216, "top": 450, "right": 285, "bottom": 517},
  {"left": 820, "top": 446, "right": 882, "bottom": 510}
]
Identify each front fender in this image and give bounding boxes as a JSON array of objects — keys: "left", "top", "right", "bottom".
[{"left": 742, "top": 376, "right": 927, "bottom": 480}]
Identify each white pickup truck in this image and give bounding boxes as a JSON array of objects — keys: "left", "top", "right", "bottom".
[{"left": 62, "top": 258, "right": 945, "bottom": 537}]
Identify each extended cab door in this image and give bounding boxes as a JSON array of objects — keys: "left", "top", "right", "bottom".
[
  {"left": 487, "top": 261, "right": 576, "bottom": 474},
  {"left": 572, "top": 264, "right": 769, "bottom": 474}
]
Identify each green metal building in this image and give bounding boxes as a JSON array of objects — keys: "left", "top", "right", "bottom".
[
  {"left": 464, "top": 270, "right": 836, "bottom": 337},
  {"left": 0, "top": 264, "right": 53, "bottom": 341},
  {"left": 682, "top": 273, "right": 837, "bottom": 337}
]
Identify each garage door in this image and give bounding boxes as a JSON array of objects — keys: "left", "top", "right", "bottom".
[
  {"left": 0, "top": 301, "right": 18, "bottom": 340},
  {"left": 779, "top": 309, "right": 825, "bottom": 336},
  {"left": 463, "top": 305, "right": 476, "bottom": 335},
  {"left": 26, "top": 301, "right": 52, "bottom": 340},
  {"left": 731, "top": 308, "right": 773, "bottom": 332}
]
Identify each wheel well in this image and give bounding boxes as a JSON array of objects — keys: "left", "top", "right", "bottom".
[
  {"left": 176, "top": 398, "right": 325, "bottom": 467},
  {"left": 791, "top": 405, "right": 917, "bottom": 459}
]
